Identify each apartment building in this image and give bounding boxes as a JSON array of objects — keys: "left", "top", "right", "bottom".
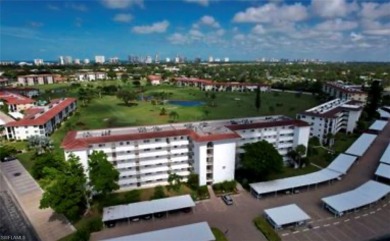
[
  {"left": 17, "top": 74, "right": 62, "bottom": 86},
  {"left": 0, "top": 91, "right": 36, "bottom": 112},
  {"left": 75, "top": 72, "right": 107, "bottom": 81},
  {"left": 175, "top": 77, "right": 270, "bottom": 92},
  {"left": 5, "top": 98, "right": 77, "bottom": 140},
  {"left": 147, "top": 75, "right": 162, "bottom": 85},
  {"left": 323, "top": 82, "right": 367, "bottom": 102},
  {"left": 61, "top": 115, "right": 309, "bottom": 190},
  {"left": 297, "top": 99, "right": 363, "bottom": 145}
]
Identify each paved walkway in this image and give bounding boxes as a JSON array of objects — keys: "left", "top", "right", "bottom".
[
  {"left": 91, "top": 120, "right": 390, "bottom": 241},
  {"left": 0, "top": 160, "right": 75, "bottom": 241}
]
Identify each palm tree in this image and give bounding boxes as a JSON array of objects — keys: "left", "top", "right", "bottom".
[{"left": 169, "top": 111, "right": 179, "bottom": 122}]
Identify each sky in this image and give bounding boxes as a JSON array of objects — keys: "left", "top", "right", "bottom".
[{"left": 0, "top": 0, "right": 389, "bottom": 62}]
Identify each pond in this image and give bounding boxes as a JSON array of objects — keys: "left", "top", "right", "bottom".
[{"left": 168, "top": 100, "right": 204, "bottom": 107}]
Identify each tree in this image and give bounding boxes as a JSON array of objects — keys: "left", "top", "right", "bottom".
[
  {"left": 32, "top": 152, "right": 66, "bottom": 180},
  {"left": 295, "top": 145, "right": 307, "bottom": 167},
  {"left": 241, "top": 140, "right": 283, "bottom": 179},
  {"left": 160, "top": 107, "right": 167, "bottom": 115},
  {"left": 0, "top": 145, "right": 17, "bottom": 160},
  {"left": 169, "top": 111, "right": 179, "bottom": 122},
  {"left": 168, "top": 172, "right": 183, "bottom": 191},
  {"left": 40, "top": 154, "right": 87, "bottom": 221},
  {"left": 107, "top": 69, "right": 116, "bottom": 80},
  {"left": 151, "top": 185, "right": 166, "bottom": 200},
  {"left": 116, "top": 90, "right": 136, "bottom": 106},
  {"left": 210, "top": 93, "right": 216, "bottom": 107},
  {"left": 88, "top": 151, "right": 119, "bottom": 198},
  {"left": 0, "top": 102, "right": 9, "bottom": 114},
  {"left": 255, "top": 86, "right": 261, "bottom": 112},
  {"left": 187, "top": 173, "right": 199, "bottom": 190},
  {"left": 27, "top": 135, "right": 53, "bottom": 154},
  {"left": 365, "top": 80, "right": 382, "bottom": 120},
  {"left": 121, "top": 73, "right": 129, "bottom": 83}
]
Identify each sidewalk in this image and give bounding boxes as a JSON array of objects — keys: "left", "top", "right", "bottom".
[{"left": 0, "top": 160, "right": 75, "bottom": 241}]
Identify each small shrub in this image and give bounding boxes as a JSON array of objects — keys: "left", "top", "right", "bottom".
[
  {"left": 197, "top": 185, "right": 209, "bottom": 199},
  {"left": 151, "top": 185, "right": 166, "bottom": 200},
  {"left": 124, "top": 190, "right": 140, "bottom": 203},
  {"left": 86, "top": 217, "right": 103, "bottom": 233}
]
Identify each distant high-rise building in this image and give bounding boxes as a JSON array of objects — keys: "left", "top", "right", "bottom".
[
  {"left": 64, "top": 56, "right": 72, "bottom": 65},
  {"left": 109, "top": 57, "right": 119, "bottom": 64},
  {"left": 34, "top": 59, "right": 44, "bottom": 66},
  {"left": 83, "top": 59, "right": 90, "bottom": 64},
  {"left": 145, "top": 56, "right": 153, "bottom": 64},
  {"left": 59, "top": 56, "right": 64, "bottom": 65},
  {"left": 155, "top": 54, "right": 160, "bottom": 64},
  {"left": 194, "top": 57, "right": 201, "bottom": 64},
  {"left": 215, "top": 58, "right": 221, "bottom": 62},
  {"left": 74, "top": 59, "right": 81, "bottom": 65},
  {"left": 165, "top": 57, "right": 171, "bottom": 63},
  {"left": 224, "top": 57, "right": 229, "bottom": 62},
  {"left": 208, "top": 56, "right": 214, "bottom": 63},
  {"left": 95, "top": 55, "right": 105, "bottom": 64},
  {"left": 175, "top": 55, "right": 180, "bottom": 64}
]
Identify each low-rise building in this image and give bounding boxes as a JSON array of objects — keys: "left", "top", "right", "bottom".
[
  {"left": 297, "top": 99, "right": 363, "bottom": 145},
  {"left": 5, "top": 98, "right": 77, "bottom": 140},
  {"left": 0, "top": 111, "right": 14, "bottom": 137},
  {"left": 1, "top": 87, "right": 39, "bottom": 98},
  {"left": 147, "top": 75, "right": 162, "bottom": 85},
  {"left": 323, "top": 81, "right": 367, "bottom": 102},
  {"left": 0, "top": 91, "right": 36, "bottom": 112},
  {"left": 17, "top": 74, "right": 62, "bottom": 86},
  {"left": 75, "top": 72, "right": 107, "bottom": 81},
  {"left": 175, "top": 77, "right": 270, "bottom": 92},
  {"left": 61, "top": 115, "right": 309, "bottom": 190}
]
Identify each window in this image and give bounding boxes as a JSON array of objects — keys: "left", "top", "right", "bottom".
[
  {"left": 126, "top": 141, "right": 130, "bottom": 144},
  {"left": 144, "top": 140, "right": 150, "bottom": 143},
  {"left": 119, "top": 142, "right": 123, "bottom": 145},
  {"left": 155, "top": 138, "right": 161, "bottom": 142},
  {"left": 98, "top": 144, "right": 105, "bottom": 147}
]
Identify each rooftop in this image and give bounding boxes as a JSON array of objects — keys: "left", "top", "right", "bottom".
[
  {"left": 325, "top": 81, "right": 367, "bottom": 94},
  {"left": 6, "top": 98, "right": 76, "bottom": 127},
  {"left": 62, "top": 115, "right": 309, "bottom": 150},
  {"left": 0, "top": 91, "right": 36, "bottom": 105},
  {"left": 300, "top": 98, "right": 363, "bottom": 118}
]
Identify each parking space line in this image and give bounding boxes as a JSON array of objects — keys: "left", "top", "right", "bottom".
[
  {"left": 303, "top": 228, "right": 309, "bottom": 232},
  {"left": 293, "top": 231, "right": 300, "bottom": 234},
  {"left": 344, "top": 219, "right": 350, "bottom": 222},
  {"left": 370, "top": 211, "right": 375, "bottom": 214},
  {"left": 362, "top": 213, "right": 368, "bottom": 217},
  {"left": 377, "top": 208, "right": 382, "bottom": 211},
  {"left": 333, "top": 222, "right": 339, "bottom": 225},
  {"left": 282, "top": 233, "right": 289, "bottom": 237},
  {"left": 355, "top": 216, "right": 360, "bottom": 219},
  {"left": 323, "top": 224, "right": 330, "bottom": 227},
  {"left": 384, "top": 204, "right": 387, "bottom": 207},
  {"left": 313, "top": 226, "right": 320, "bottom": 229}
]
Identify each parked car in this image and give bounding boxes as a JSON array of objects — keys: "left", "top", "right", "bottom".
[
  {"left": 106, "top": 222, "right": 116, "bottom": 228},
  {"left": 222, "top": 195, "right": 233, "bottom": 205},
  {"left": 1, "top": 156, "right": 16, "bottom": 162}
]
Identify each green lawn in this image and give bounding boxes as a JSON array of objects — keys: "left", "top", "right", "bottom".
[
  {"left": 211, "top": 227, "right": 228, "bottom": 241},
  {"left": 268, "top": 164, "right": 320, "bottom": 180}
]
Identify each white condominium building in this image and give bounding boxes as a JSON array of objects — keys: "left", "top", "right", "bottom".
[
  {"left": 323, "top": 82, "right": 367, "bottom": 103},
  {"left": 61, "top": 115, "right": 310, "bottom": 190},
  {"left": 17, "top": 74, "right": 61, "bottom": 86},
  {"left": 75, "top": 72, "right": 107, "bottom": 81},
  {"left": 5, "top": 98, "right": 77, "bottom": 140},
  {"left": 297, "top": 99, "right": 363, "bottom": 145}
]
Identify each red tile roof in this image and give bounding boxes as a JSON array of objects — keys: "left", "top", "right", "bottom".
[
  {"left": 6, "top": 98, "right": 76, "bottom": 127},
  {"left": 0, "top": 91, "right": 35, "bottom": 105},
  {"left": 147, "top": 75, "right": 162, "bottom": 81}
]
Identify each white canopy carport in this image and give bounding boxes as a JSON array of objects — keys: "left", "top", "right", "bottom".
[
  {"left": 379, "top": 143, "right": 390, "bottom": 165},
  {"left": 378, "top": 108, "right": 390, "bottom": 119},
  {"left": 250, "top": 168, "right": 340, "bottom": 197},
  {"left": 102, "top": 195, "right": 195, "bottom": 222},
  {"left": 322, "top": 180, "right": 390, "bottom": 216},
  {"left": 369, "top": 120, "right": 388, "bottom": 132},
  {"left": 345, "top": 133, "right": 377, "bottom": 157},
  {"left": 326, "top": 154, "right": 357, "bottom": 175},
  {"left": 375, "top": 163, "right": 390, "bottom": 180},
  {"left": 264, "top": 204, "right": 310, "bottom": 229},
  {"left": 102, "top": 222, "right": 215, "bottom": 241}
]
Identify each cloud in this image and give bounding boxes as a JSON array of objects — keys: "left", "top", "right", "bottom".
[
  {"left": 0, "top": 26, "right": 53, "bottom": 42},
  {"left": 233, "top": 3, "right": 308, "bottom": 23},
  {"left": 311, "top": 0, "right": 358, "bottom": 18},
  {"left": 199, "top": 15, "right": 220, "bottom": 28},
  {"left": 132, "top": 20, "right": 169, "bottom": 34},
  {"left": 29, "top": 22, "right": 43, "bottom": 28},
  {"left": 75, "top": 17, "right": 83, "bottom": 28},
  {"left": 363, "top": 29, "right": 390, "bottom": 36},
  {"left": 189, "top": 29, "right": 204, "bottom": 38},
  {"left": 66, "top": 3, "right": 88, "bottom": 12},
  {"left": 113, "top": 13, "right": 133, "bottom": 23},
  {"left": 184, "top": 0, "right": 209, "bottom": 7},
  {"left": 251, "top": 24, "right": 266, "bottom": 35},
  {"left": 233, "top": 34, "right": 246, "bottom": 41},
  {"left": 350, "top": 32, "right": 363, "bottom": 41},
  {"left": 47, "top": 4, "right": 60, "bottom": 10},
  {"left": 360, "top": 2, "right": 390, "bottom": 20},
  {"left": 101, "top": 0, "right": 143, "bottom": 9},
  {"left": 167, "top": 33, "right": 189, "bottom": 44},
  {"left": 315, "top": 19, "right": 358, "bottom": 32}
]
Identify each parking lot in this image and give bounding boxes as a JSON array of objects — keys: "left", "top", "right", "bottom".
[{"left": 92, "top": 121, "right": 390, "bottom": 241}]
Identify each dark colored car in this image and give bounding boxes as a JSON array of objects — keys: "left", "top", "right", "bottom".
[
  {"left": 1, "top": 156, "right": 17, "bottom": 162},
  {"left": 222, "top": 195, "right": 233, "bottom": 205}
]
